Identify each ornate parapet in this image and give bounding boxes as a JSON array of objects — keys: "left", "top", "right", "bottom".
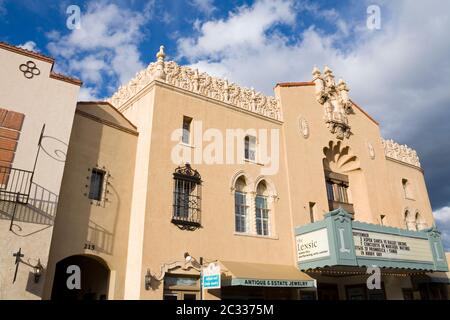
[
  {"left": 107, "top": 46, "right": 282, "bottom": 121},
  {"left": 381, "top": 138, "right": 421, "bottom": 168}
]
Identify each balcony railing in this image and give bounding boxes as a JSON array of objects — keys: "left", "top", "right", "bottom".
[{"left": 0, "top": 166, "right": 33, "bottom": 204}]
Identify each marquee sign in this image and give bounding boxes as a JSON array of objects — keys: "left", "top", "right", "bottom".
[
  {"left": 353, "top": 229, "right": 433, "bottom": 262},
  {"left": 296, "top": 228, "right": 330, "bottom": 262},
  {"left": 294, "top": 208, "right": 448, "bottom": 272}
]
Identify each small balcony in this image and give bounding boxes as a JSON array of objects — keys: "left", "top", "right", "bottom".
[
  {"left": 328, "top": 200, "right": 354, "bottom": 216},
  {"left": 0, "top": 165, "right": 58, "bottom": 228}
]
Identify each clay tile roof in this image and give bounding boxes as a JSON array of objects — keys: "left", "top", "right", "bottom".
[
  {"left": 0, "top": 41, "right": 82, "bottom": 86},
  {"left": 0, "top": 41, "right": 54, "bottom": 63}
]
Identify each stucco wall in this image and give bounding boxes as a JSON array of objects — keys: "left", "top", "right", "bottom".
[
  {"left": 0, "top": 46, "right": 80, "bottom": 299},
  {"left": 42, "top": 105, "right": 137, "bottom": 299}
]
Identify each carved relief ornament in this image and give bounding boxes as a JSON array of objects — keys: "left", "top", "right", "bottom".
[
  {"left": 107, "top": 46, "right": 281, "bottom": 121},
  {"left": 312, "top": 66, "right": 353, "bottom": 139}
]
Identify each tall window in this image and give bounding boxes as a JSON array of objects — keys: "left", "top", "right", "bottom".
[
  {"left": 324, "top": 170, "right": 353, "bottom": 214},
  {"left": 244, "top": 135, "right": 256, "bottom": 161},
  {"left": 326, "top": 179, "right": 349, "bottom": 203},
  {"left": 402, "top": 179, "right": 414, "bottom": 199},
  {"left": 234, "top": 175, "right": 248, "bottom": 233},
  {"left": 89, "top": 168, "right": 105, "bottom": 201},
  {"left": 415, "top": 212, "right": 427, "bottom": 230},
  {"left": 405, "top": 210, "right": 416, "bottom": 230},
  {"left": 255, "top": 181, "right": 270, "bottom": 236},
  {"left": 172, "top": 164, "right": 202, "bottom": 228},
  {"left": 235, "top": 192, "right": 247, "bottom": 232},
  {"left": 182, "top": 116, "right": 192, "bottom": 144}
]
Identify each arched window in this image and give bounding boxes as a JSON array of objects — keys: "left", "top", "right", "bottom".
[
  {"left": 172, "top": 164, "right": 202, "bottom": 228},
  {"left": 415, "top": 212, "right": 427, "bottom": 230},
  {"left": 234, "top": 176, "right": 248, "bottom": 233},
  {"left": 405, "top": 210, "right": 417, "bottom": 231},
  {"left": 255, "top": 181, "right": 270, "bottom": 236},
  {"left": 402, "top": 179, "right": 414, "bottom": 199}
]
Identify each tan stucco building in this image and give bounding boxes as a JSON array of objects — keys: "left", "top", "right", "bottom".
[
  {"left": 1, "top": 43, "right": 448, "bottom": 300},
  {"left": 0, "top": 42, "right": 81, "bottom": 299}
]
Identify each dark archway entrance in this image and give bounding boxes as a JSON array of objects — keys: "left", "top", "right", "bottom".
[{"left": 51, "top": 255, "right": 109, "bottom": 300}]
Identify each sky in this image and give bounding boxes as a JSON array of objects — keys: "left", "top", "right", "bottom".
[{"left": 1, "top": 0, "right": 449, "bottom": 248}]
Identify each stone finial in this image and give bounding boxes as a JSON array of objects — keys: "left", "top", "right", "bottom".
[
  {"left": 338, "top": 78, "right": 348, "bottom": 90},
  {"left": 312, "top": 66, "right": 321, "bottom": 79},
  {"left": 156, "top": 45, "right": 166, "bottom": 60},
  {"left": 154, "top": 45, "right": 166, "bottom": 81}
]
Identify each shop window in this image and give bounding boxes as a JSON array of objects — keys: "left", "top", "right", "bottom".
[
  {"left": 172, "top": 164, "right": 202, "bottom": 229},
  {"left": 163, "top": 275, "right": 200, "bottom": 300}
]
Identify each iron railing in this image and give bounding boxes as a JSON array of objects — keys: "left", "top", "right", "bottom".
[{"left": 0, "top": 166, "right": 33, "bottom": 204}]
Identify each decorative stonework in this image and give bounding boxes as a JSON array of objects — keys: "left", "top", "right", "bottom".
[
  {"left": 19, "top": 60, "right": 40, "bottom": 79},
  {"left": 107, "top": 46, "right": 281, "bottom": 121},
  {"left": 381, "top": 138, "right": 421, "bottom": 168},
  {"left": 312, "top": 66, "right": 353, "bottom": 139}
]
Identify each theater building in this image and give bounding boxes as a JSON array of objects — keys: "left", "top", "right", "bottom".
[
  {"left": 40, "top": 46, "right": 448, "bottom": 300},
  {"left": 1, "top": 43, "right": 447, "bottom": 300}
]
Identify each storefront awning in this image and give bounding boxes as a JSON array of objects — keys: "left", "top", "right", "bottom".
[
  {"left": 425, "top": 272, "right": 450, "bottom": 284},
  {"left": 220, "top": 261, "right": 316, "bottom": 288}
]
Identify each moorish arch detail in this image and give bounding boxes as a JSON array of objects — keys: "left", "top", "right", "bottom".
[{"left": 323, "top": 140, "right": 361, "bottom": 173}]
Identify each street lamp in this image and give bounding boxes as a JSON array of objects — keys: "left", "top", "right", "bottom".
[{"left": 33, "top": 259, "right": 43, "bottom": 283}]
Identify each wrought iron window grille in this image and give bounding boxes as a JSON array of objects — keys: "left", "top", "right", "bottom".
[{"left": 172, "top": 164, "right": 202, "bottom": 230}]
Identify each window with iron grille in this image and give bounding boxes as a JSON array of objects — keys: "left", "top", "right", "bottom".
[
  {"left": 172, "top": 164, "right": 202, "bottom": 229},
  {"left": 89, "top": 169, "right": 105, "bottom": 201}
]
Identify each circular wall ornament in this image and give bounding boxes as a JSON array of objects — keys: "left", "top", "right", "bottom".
[
  {"left": 299, "top": 116, "right": 309, "bottom": 139},
  {"left": 367, "top": 141, "right": 375, "bottom": 159},
  {"left": 19, "top": 60, "right": 40, "bottom": 79}
]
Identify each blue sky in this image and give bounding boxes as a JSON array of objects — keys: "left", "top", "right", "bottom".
[{"left": 1, "top": 0, "right": 450, "bottom": 247}]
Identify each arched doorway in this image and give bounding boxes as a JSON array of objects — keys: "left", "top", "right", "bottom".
[{"left": 51, "top": 255, "right": 109, "bottom": 300}]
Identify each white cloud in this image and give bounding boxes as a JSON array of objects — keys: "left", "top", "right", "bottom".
[
  {"left": 47, "top": 1, "right": 153, "bottom": 99},
  {"left": 190, "top": 0, "right": 216, "bottom": 15},
  {"left": 18, "top": 41, "right": 38, "bottom": 52},
  {"left": 433, "top": 207, "right": 450, "bottom": 250},
  {"left": 177, "top": 0, "right": 450, "bottom": 143},
  {"left": 178, "top": 0, "right": 296, "bottom": 59},
  {"left": 78, "top": 87, "right": 99, "bottom": 101}
]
